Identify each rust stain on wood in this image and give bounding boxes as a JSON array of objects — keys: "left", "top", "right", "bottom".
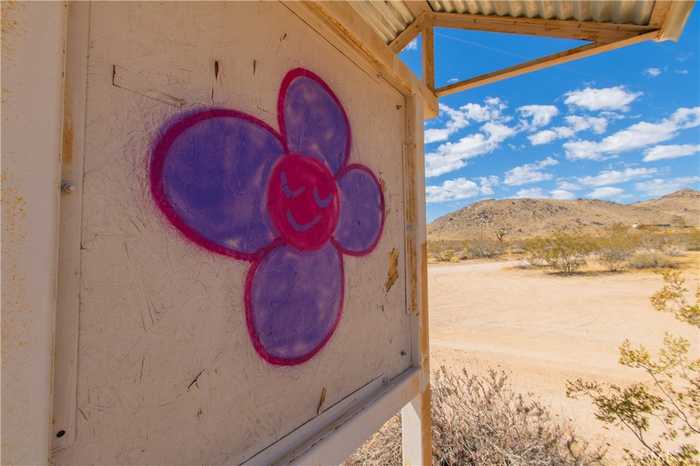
[
  {"left": 384, "top": 248, "right": 399, "bottom": 293},
  {"left": 316, "top": 386, "right": 327, "bottom": 414},
  {"left": 61, "top": 118, "right": 73, "bottom": 164}
]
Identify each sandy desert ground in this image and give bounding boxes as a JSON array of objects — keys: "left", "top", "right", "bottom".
[{"left": 428, "top": 258, "right": 699, "bottom": 460}]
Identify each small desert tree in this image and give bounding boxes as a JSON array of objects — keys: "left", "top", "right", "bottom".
[
  {"left": 525, "top": 233, "right": 594, "bottom": 273},
  {"left": 596, "top": 224, "right": 639, "bottom": 272},
  {"left": 495, "top": 228, "right": 507, "bottom": 243},
  {"left": 567, "top": 270, "right": 699, "bottom": 465}
]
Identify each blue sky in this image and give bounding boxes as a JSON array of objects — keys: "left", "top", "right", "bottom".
[{"left": 399, "top": 10, "right": 700, "bottom": 223}]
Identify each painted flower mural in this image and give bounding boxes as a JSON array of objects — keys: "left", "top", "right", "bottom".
[{"left": 150, "top": 68, "right": 385, "bottom": 365}]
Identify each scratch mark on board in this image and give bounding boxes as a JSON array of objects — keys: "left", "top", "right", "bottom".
[
  {"left": 187, "top": 369, "right": 205, "bottom": 391},
  {"left": 316, "top": 386, "right": 327, "bottom": 414},
  {"left": 385, "top": 248, "right": 399, "bottom": 293}
]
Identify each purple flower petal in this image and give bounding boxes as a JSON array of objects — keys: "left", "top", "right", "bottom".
[
  {"left": 246, "top": 242, "right": 343, "bottom": 365},
  {"left": 333, "top": 165, "right": 385, "bottom": 256},
  {"left": 151, "top": 110, "right": 284, "bottom": 260},
  {"left": 279, "top": 69, "right": 350, "bottom": 174}
]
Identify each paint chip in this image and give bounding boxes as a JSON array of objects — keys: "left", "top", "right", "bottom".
[{"left": 385, "top": 248, "right": 399, "bottom": 292}]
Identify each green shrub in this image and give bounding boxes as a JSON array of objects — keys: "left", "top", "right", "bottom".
[
  {"left": 524, "top": 233, "right": 594, "bottom": 273},
  {"left": 595, "top": 225, "right": 639, "bottom": 271},
  {"left": 628, "top": 252, "right": 677, "bottom": 269},
  {"left": 568, "top": 271, "right": 699, "bottom": 464},
  {"left": 347, "top": 367, "right": 606, "bottom": 465},
  {"left": 466, "top": 238, "right": 504, "bottom": 258}
]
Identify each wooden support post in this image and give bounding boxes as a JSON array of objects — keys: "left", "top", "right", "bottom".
[
  {"left": 422, "top": 24, "right": 435, "bottom": 91},
  {"left": 400, "top": 93, "right": 432, "bottom": 466}
]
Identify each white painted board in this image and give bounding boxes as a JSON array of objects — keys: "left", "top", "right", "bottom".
[{"left": 54, "top": 3, "right": 415, "bottom": 464}]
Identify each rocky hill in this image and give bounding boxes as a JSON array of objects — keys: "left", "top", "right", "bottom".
[{"left": 428, "top": 189, "right": 700, "bottom": 241}]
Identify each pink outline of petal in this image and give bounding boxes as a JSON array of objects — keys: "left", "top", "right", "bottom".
[
  {"left": 244, "top": 242, "right": 345, "bottom": 366},
  {"left": 150, "top": 108, "right": 284, "bottom": 262},
  {"left": 332, "top": 163, "right": 386, "bottom": 257},
  {"left": 277, "top": 68, "right": 351, "bottom": 175}
]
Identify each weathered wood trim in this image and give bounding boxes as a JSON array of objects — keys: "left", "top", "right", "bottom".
[
  {"left": 400, "top": 93, "right": 432, "bottom": 466},
  {"left": 284, "top": 1, "right": 438, "bottom": 118},
  {"left": 52, "top": 1, "right": 90, "bottom": 452},
  {"left": 403, "top": 0, "right": 431, "bottom": 18},
  {"left": 649, "top": 0, "right": 673, "bottom": 28},
  {"left": 264, "top": 368, "right": 422, "bottom": 466},
  {"left": 432, "top": 11, "right": 656, "bottom": 43},
  {"left": 436, "top": 30, "right": 660, "bottom": 96},
  {"left": 422, "top": 24, "right": 435, "bottom": 91},
  {"left": 389, "top": 11, "right": 427, "bottom": 53}
]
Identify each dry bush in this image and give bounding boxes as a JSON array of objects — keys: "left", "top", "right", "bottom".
[
  {"left": 595, "top": 225, "right": 639, "bottom": 272},
  {"left": 629, "top": 252, "right": 677, "bottom": 270},
  {"left": 347, "top": 367, "right": 606, "bottom": 466},
  {"left": 568, "top": 271, "right": 699, "bottom": 464},
  {"left": 466, "top": 238, "right": 505, "bottom": 259},
  {"left": 524, "top": 233, "right": 594, "bottom": 273}
]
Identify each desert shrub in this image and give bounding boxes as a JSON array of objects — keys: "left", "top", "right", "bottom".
[
  {"left": 567, "top": 271, "right": 700, "bottom": 465},
  {"left": 662, "top": 243, "right": 688, "bottom": 257},
  {"left": 523, "top": 237, "right": 549, "bottom": 266},
  {"left": 595, "top": 225, "right": 639, "bottom": 271},
  {"left": 524, "top": 233, "right": 594, "bottom": 273},
  {"left": 686, "top": 229, "right": 700, "bottom": 251},
  {"left": 348, "top": 367, "right": 606, "bottom": 466},
  {"left": 629, "top": 252, "right": 677, "bottom": 270},
  {"left": 466, "top": 238, "right": 504, "bottom": 258}
]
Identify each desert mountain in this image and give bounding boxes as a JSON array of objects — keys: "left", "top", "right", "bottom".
[{"left": 428, "top": 189, "right": 700, "bottom": 241}]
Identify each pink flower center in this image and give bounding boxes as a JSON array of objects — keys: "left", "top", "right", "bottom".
[{"left": 267, "top": 154, "right": 339, "bottom": 251}]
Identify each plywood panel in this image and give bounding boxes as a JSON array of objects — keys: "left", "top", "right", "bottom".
[{"left": 54, "top": 2, "right": 412, "bottom": 464}]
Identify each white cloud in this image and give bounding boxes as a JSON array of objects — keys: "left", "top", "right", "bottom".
[
  {"left": 426, "top": 176, "right": 498, "bottom": 203},
  {"left": 405, "top": 37, "right": 418, "bottom": 51},
  {"left": 514, "top": 187, "right": 548, "bottom": 199},
  {"left": 424, "top": 98, "right": 509, "bottom": 145},
  {"left": 564, "top": 106, "right": 700, "bottom": 160},
  {"left": 550, "top": 189, "right": 576, "bottom": 200},
  {"left": 517, "top": 105, "right": 559, "bottom": 129},
  {"left": 425, "top": 123, "right": 517, "bottom": 177},
  {"left": 425, "top": 128, "right": 451, "bottom": 144},
  {"left": 461, "top": 97, "right": 507, "bottom": 122},
  {"left": 528, "top": 115, "right": 607, "bottom": 146},
  {"left": 588, "top": 187, "right": 624, "bottom": 199},
  {"left": 644, "top": 67, "right": 662, "bottom": 77},
  {"left": 565, "top": 115, "right": 608, "bottom": 134},
  {"left": 578, "top": 167, "right": 657, "bottom": 187},
  {"left": 425, "top": 100, "right": 517, "bottom": 177},
  {"left": 424, "top": 103, "right": 471, "bottom": 144},
  {"left": 675, "top": 69, "right": 689, "bottom": 75},
  {"left": 447, "top": 77, "right": 459, "bottom": 84},
  {"left": 557, "top": 180, "right": 581, "bottom": 191},
  {"left": 564, "top": 86, "right": 642, "bottom": 112},
  {"left": 528, "top": 130, "right": 558, "bottom": 145},
  {"left": 643, "top": 144, "right": 700, "bottom": 162},
  {"left": 635, "top": 176, "right": 700, "bottom": 197},
  {"left": 504, "top": 157, "right": 558, "bottom": 186},
  {"left": 478, "top": 175, "right": 499, "bottom": 195}
]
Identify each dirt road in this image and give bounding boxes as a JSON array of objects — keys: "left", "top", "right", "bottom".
[{"left": 428, "top": 259, "right": 699, "bottom": 458}]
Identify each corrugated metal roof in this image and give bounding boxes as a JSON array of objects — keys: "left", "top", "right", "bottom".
[
  {"left": 353, "top": 0, "right": 658, "bottom": 43},
  {"left": 429, "top": 0, "right": 655, "bottom": 26},
  {"left": 349, "top": 1, "right": 416, "bottom": 43}
]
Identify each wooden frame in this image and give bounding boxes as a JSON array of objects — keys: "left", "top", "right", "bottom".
[
  {"left": 48, "top": 2, "right": 435, "bottom": 466},
  {"left": 381, "top": 1, "right": 694, "bottom": 100},
  {"left": 435, "top": 30, "right": 660, "bottom": 96}
]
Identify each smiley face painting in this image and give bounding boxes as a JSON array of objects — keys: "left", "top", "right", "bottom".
[{"left": 150, "top": 68, "right": 385, "bottom": 365}]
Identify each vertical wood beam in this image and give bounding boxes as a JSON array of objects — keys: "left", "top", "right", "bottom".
[
  {"left": 422, "top": 24, "right": 435, "bottom": 91},
  {"left": 1, "top": 2, "right": 67, "bottom": 464},
  {"left": 400, "top": 93, "right": 432, "bottom": 466}
]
